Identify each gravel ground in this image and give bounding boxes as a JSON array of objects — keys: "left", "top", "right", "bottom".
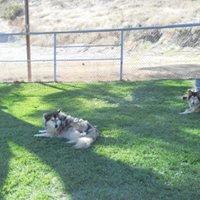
[{"left": 0, "top": 42, "right": 200, "bottom": 82}]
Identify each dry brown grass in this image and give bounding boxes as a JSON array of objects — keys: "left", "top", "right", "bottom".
[
  {"left": 1, "top": 1, "right": 199, "bottom": 50},
  {"left": 1, "top": 1, "right": 200, "bottom": 33}
]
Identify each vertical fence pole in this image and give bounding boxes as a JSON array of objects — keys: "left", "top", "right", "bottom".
[
  {"left": 120, "top": 30, "right": 124, "bottom": 81},
  {"left": 53, "top": 33, "right": 57, "bottom": 82},
  {"left": 25, "top": 0, "right": 32, "bottom": 82}
]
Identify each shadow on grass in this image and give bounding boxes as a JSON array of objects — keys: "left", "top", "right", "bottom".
[
  {"left": 0, "top": 81, "right": 199, "bottom": 199},
  {"left": 40, "top": 80, "right": 199, "bottom": 149},
  {"left": 0, "top": 109, "right": 12, "bottom": 200},
  {"left": 139, "top": 64, "right": 200, "bottom": 80},
  {"left": 0, "top": 109, "right": 178, "bottom": 199}
]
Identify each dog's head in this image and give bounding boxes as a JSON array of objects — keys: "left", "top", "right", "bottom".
[
  {"left": 43, "top": 110, "right": 66, "bottom": 131},
  {"left": 183, "top": 89, "right": 200, "bottom": 107}
]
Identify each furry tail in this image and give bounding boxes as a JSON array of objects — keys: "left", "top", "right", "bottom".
[{"left": 73, "top": 137, "right": 95, "bottom": 149}]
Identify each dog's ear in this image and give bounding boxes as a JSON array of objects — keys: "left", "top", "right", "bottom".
[
  {"left": 187, "top": 89, "right": 193, "bottom": 95},
  {"left": 43, "top": 113, "right": 51, "bottom": 121},
  {"left": 196, "top": 92, "right": 200, "bottom": 100},
  {"left": 183, "top": 89, "right": 194, "bottom": 100},
  {"left": 57, "top": 109, "right": 61, "bottom": 113},
  {"left": 60, "top": 115, "right": 66, "bottom": 121},
  {"left": 43, "top": 113, "right": 47, "bottom": 119},
  {"left": 182, "top": 96, "right": 187, "bottom": 100},
  {"left": 58, "top": 111, "right": 67, "bottom": 120}
]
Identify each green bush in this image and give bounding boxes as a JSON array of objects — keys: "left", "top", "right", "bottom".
[
  {"left": 0, "top": 0, "right": 7, "bottom": 4},
  {"left": 3, "top": 4, "right": 23, "bottom": 20}
]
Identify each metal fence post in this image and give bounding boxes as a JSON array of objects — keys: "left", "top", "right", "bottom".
[
  {"left": 120, "top": 30, "right": 124, "bottom": 81},
  {"left": 25, "top": 0, "right": 32, "bottom": 82},
  {"left": 53, "top": 33, "right": 57, "bottom": 82}
]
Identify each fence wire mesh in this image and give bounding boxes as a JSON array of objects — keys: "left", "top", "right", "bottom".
[
  {"left": 55, "top": 31, "right": 120, "bottom": 82},
  {"left": 0, "top": 24, "right": 199, "bottom": 82},
  {"left": 123, "top": 26, "right": 200, "bottom": 80},
  {"left": 0, "top": 34, "right": 27, "bottom": 82}
]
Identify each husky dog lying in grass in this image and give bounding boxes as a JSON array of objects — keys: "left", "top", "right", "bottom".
[
  {"left": 34, "top": 110, "right": 99, "bottom": 149},
  {"left": 180, "top": 89, "right": 200, "bottom": 114}
]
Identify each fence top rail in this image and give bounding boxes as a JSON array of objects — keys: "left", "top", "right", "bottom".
[
  {"left": 56, "top": 44, "right": 120, "bottom": 48},
  {"left": 0, "top": 22, "right": 200, "bottom": 36}
]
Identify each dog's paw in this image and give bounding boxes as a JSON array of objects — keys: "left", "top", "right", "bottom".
[
  {"left": 39, "top": 130, "right": 46, "bottom": 133},
  {"left": 34, "top": 133, "right": 52, "bottom": 137},
  {"left": 34, "top": 134, "right": 41, "bottom": 137},
  {"left": 67, "top": 140, "right": 76, "bottom": 144},
  {"left": 179, "top": 111, "right": 190, "bottom": 115}
]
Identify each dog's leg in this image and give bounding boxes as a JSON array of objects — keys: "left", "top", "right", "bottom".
[
  {"left": 39, "top": 130, "right": 47, "bottom": 133},
  {"left": 73, "top": 143, "right": 81, "bottom": 149},
  {"left": 179, "top": 108, "right": 194, "bottom": 115},
  {"left": 66, "top": 140, "right": 76, "bottom": 144},
  {"left": 34, "top": 133, "right": 52, "bottom": 137}
]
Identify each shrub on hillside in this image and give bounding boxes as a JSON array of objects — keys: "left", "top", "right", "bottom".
[
  {"left": 173, "top": 29, "right": 200, "bottom": 47},
  {"left": 3, "top": 4, "right": 23, "bottom": 20},
  {"left": 0, "top": 0, "right": 7, "bottom": 3}
]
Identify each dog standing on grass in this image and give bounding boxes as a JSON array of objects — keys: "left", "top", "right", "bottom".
[
  {"left": 34, "top": 110, "right": 99, "bottom": 149},
  {"left": 180, "top": 89, "right": 200, "bottom": 114}
]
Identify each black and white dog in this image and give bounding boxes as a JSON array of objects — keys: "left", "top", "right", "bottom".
[
  {"left": 34, "top": 110, "right": 99, "bottom": 149},
  {"left": 180, "top": 90, "right": 200, "bottom": 114}
]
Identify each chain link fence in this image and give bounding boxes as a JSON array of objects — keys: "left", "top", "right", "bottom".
[
  {"left": 0, "top": 23, "right": 200, "bottom": 82},
  {"left": 123, "top": 26, "right": 200, "bottom": 80}
]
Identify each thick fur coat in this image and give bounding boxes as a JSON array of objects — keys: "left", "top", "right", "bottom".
[{"left": 34, "top": 110, "right": 99, "bottom": 149}]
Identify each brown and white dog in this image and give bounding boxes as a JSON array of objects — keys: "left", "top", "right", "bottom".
[
  {"left": 180, "top": 89, "right": 200, "bottom": 114},
  {"left": 34, "top": 110, "right": 99, "bottom": 149}
]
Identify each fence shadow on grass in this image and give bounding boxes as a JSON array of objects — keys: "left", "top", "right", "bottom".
[
  {"left": 139, "top": 64, "right": 200, "bottom": 80},
  {"left": 41, "top": 80, "right": 200, "bottom": 154},
  {"left": 38, "top": 80, "right": 200, "bottom": 197},
  {"left": 0, "top": 108, "right": 180, "bottom": 199}
]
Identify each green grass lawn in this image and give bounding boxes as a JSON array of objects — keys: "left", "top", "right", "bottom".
[{"left": 0, "top": 80, "right": 199, "bottom": 200}]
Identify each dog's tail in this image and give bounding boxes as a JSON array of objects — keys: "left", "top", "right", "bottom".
[
  {"left": 73, "top": 129, "right": 99, "bottom": 149},
  {"left": 73, "top": 137, "right": 95, "bottom": 149}
]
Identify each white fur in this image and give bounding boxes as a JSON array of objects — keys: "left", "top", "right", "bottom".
[
  {"left": 188, "top": 96, "right": 200, "bottom": 108},
  {"left": 180, "top": 108, "right": 196, "bottom": 114},
  {"left": 45, "top": 118, "right": 62, "bottom": 136},
  {"left": 73, "top": 137, "right": 94, "bottom": 149}
]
